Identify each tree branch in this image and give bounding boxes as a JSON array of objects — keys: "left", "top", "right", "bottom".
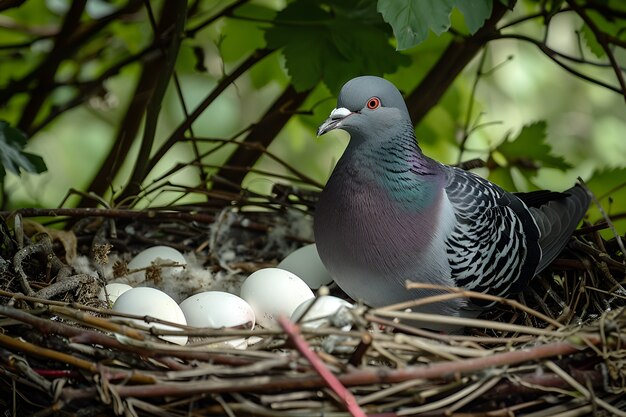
[
  {"left": 84, "top": 4, "right": 195, "bottom": 205},
  {"left": 0, "top": 0, "right": 25, "bottom": 12},
  {"left": 16, "top": 0, "right": 87, "bottom": 132},
  {"left": 491, "top": 33, "right": 623, "bottom": 94},
  {"left": 186, "top": 0, "right": 249, "bottom": 38},
  {"left": 111, "top": 48, "right": 272, "bottom": 204},
  {"left": 121, "top": 0, "right": 188, "bottom": 203},
  {"left": 212, "top": 85, "right": 311, "bottom": 191},
  {"left": 0, "top": 0, "right": 143, "bottom": 133},
  {"left": 30, "top": 45, "right": 159, "bottom": 134},
  {"left": 566, "top": 0, "right": 626, "bottom": 103}
]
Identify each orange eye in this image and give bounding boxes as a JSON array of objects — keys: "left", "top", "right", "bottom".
[{"left": 366, "top": 97, "right": 381, "bottom": 110}]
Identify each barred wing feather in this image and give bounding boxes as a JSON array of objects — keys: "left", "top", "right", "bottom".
[{"left": 443, "top": 167, "right": 542, "bottom": 300}]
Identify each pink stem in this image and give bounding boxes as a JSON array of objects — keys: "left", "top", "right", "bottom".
[{"left": 278, "top": 315, "right": 368, "bottom": 417}]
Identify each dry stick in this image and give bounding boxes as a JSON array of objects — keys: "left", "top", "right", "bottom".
[
  {"left": 403, "top": 281, "right": 564, "bottom": 328},
  {"left": 569, "top": 240, "right": 625, "bottom": 271},
  {"left": 348, "top": 333, "right": 373, "bottom": 367},
  {"left": 277, "top": 316, "right": 367, "bottom": 417},
  {"left": 544, "top": 360, "right": 626, "bottom": 417},
  {"left": 1, "top": 207, "right": 216, "bottom": 224},
  {"left": 574, "top": 214, "right": 626, "bottom": 235},
  {"left": 12, "top": 241, "right": 36, "bottom": 295},
  {"left": 445, "top": 375, "right": 502, "bottom": 414},
  {"left": 9, "top": 355, "right": 53, "bottom": 393},
  {"left": 370, "top": 310, "right": 558, "bottom": 337},
  {"left": 3, "top": 291, "right": 351, "bottom": 340},
  {"left": 585, "top": 286, "right": 626, "bottom": 300},
  {"left": 0, "top": 333, "right": 154, "bottom": 384},
  {"left": 33, "top": 274, "right": 95, "bottom": 301},
  {"left": 0, "top": 305, "right": 266, "bottom": 367},
  {"left": 60, "top": 335, "right": 604, "bottom": 400},
  {"left": 484, "top": 401, "right": 547, "bottom": 417},
  {"left": 365, "top": 315, "right": 534, "bottom": 344},
  {"left": 398, "top": 376, "right": 499, "bottom": 415},
  {"left": 359, "top": 379, "right": 431, "bottom": 407}
]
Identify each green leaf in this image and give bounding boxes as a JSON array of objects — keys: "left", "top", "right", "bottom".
[
  {"left": 456, "top": 0, "right": 492, "bottom": 34},
  {"left": 377, "top": 0, "right": 454, "bottom": 50},
  {"left": 377, "top": 0, "right": 492, "bottom": 50},
  {"left": 265, "top": 0, "right": 409, "bottom": 93},
  {"left": 495, "top": 121, "right": 571, "bottom": 173},
  {"left": 585, "top": 167, "right": 626, "bottom": 233},
  {"left": 488, "top": 166, "right": 518, "bottom": 191},
  {"left": 0, "top": 121, "right": 47, "bottom": 181},
  {"left": 579, "top": 9, "right": 626, "bottom": 59},
  {"left": 220, "top": 3, "right": 274, "bottom": 63},
  {"left": 586, "top": 167, "right": 626, "bottom": 202},
  {"left": 581, "top": 24, "right": 605, "bottom": 58}
]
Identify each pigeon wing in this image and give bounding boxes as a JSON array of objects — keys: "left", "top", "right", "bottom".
[{"left": 443, "top": 166, "right": 541, "bottom": 301}]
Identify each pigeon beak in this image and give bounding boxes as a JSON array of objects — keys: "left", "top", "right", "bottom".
[{"left": 317, "top": 107, "right": 353, "bottom": 136}]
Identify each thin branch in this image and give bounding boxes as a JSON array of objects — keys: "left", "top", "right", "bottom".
[
  {"left": 0, "top": 207, "right": 215, "bottom": 224},
  {"left": 566, "top": 0, "right": 626, "bottom": 103},
  {"left": 489, "top": 33, "right": 623, "bottom": 94},
  {"left": 545, "top": 360, "right": 626, "bottom": 417},
  {"left": 59, "top": 335, "right": 603, "bottom": 399},
  {"left": 213, "top": 85, "right": 312, "bottom": 190},
  {"left": 16, "top": 0, "right": 87, "bottom": 131},
  {"left": 186, "top": 0, "right": 249, "bottom": 38},
  {"left": 124, "top": 48, "right": 272, "bottom": 203},
  {"left": 498, "top": 7, "right": 572, "bottom": 30},
  {"left": 29, "top": 44, "right": 159, "bottom": 134},
  {"left": 122, "top": 0, "right": 188, "bottom": 203},
  {"left": 458, "top": 49, "right": 488, "bottom": 163},
  {"left": 0, "top": 0, "right": 143, "bottom": 130}
]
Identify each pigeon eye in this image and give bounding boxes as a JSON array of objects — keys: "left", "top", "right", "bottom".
[{"left": 366, "top": 97, "right": 381, "bottom": 110}]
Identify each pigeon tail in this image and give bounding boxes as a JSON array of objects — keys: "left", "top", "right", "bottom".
[{"left": 518, "top": 184, "right": 590, "bottom": 273}]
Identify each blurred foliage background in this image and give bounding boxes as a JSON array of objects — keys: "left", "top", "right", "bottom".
[{"left": 0, "top": 0, "right": 624, "bottom": 232}]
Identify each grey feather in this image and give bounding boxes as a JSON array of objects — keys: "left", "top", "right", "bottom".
[
  {"left": 314, "top": 76, "right": 590, "bottom": 329},
  {"left": 524, "top": 185, "right": 590, "bottom": 272}
]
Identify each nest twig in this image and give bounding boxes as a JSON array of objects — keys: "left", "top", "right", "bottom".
[{"left": 0, "top": 185, "right": 624, "bottom": 416}]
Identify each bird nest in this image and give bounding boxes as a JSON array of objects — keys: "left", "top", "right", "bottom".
[{"left": 0, "top": 186, "right": 625, "bottom": 417}]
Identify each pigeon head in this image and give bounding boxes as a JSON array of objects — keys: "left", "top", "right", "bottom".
[{"left": 317, "top": 76, "right": 411, "bottom": 140}]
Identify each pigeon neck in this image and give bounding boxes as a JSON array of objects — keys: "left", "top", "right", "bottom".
[
  {"left": 373, "top": 120, "right": 433, "bottom": 171},
  {"left": 342, "top": 121, "right": 442, "bottom": 211}
]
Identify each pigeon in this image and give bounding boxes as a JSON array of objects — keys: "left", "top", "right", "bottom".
[{"left": 314, "top": 75, "right": 590, "bottom": 325}]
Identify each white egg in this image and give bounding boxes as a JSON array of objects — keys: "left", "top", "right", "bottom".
[
  {"left": 128, "top": 246, "right": 186, "bottom": 274},
  {"left": 240, "top": 268, "right": 314, "bottom": 329},
  {"left": 98, "top": 283, "right": 132, "bottom": 306},
  {"left": 180, "top": 292, "right": 255, "bottom": 350},
  {"left": 180, "top": 291, "right": 255, "bottom": 330},
  {"left": 278, "top": 244, "right": 333, "bottom": 289},
  {"left": 112, "top": 287, "right": 188, "bottom": 345},
  {"left": 291, "top": 296, "right": 353, "bottom": 329}
]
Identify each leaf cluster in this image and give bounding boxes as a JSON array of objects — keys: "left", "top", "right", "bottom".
[
  {"left": 265, "top": 0, "right": 410, "bottom": 93},
  {"left": 0, "top": 121, "right": 46, "bottom": 182}
]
